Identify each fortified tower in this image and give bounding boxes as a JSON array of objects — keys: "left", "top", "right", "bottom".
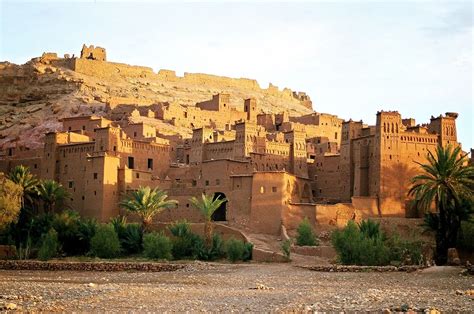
[
  {"left": 189, "top": 127, "right": 213, "bottom": 164},
  {"left": 233, "top": 121, "right": 257, "bottom": 160},
  {"left": 244, "top": 98, "right": 257, "bottom": 121},
  {"left": 339, "top": 119, "right": 365, "bottom": 201},
  {"left": 428, "top": 112, "right": 458, "bottom": 147},
  {"left": 285, "top": 130, "right": 308, "bottom": 178},
  {"left": 374, "top": 111, "right": 403, "bottom": 214},
  {"left": 80, "top": 44, "right": 106, "bottom": 61}
]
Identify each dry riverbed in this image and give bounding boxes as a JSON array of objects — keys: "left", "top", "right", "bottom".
[{"left": 0, "top": 262, "right": 472, "bottom": 312}]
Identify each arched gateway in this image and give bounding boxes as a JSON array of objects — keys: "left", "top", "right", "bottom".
[{"left": 211, "top": 192, "right": 227, "bottom": 221}]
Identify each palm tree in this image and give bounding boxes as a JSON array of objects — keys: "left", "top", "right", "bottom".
[
  {"left": 119, "top": 186, "right": 177, "bottom": 231},
  {"left": 8, "top": 165, "right": 38, "bottom": 207},
  {"left": 409, "top": 145, "right": 474, "bottom": 264},
  {"left": 36, "top": 180, "right": 69, "bottom": 213},
  {"left": 190, "top": 193, "right": 227, "bottom": 248}
]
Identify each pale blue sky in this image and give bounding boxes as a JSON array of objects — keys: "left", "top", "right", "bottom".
[{"left": 1, "top": 0, "right": 472, "bottom": 149}]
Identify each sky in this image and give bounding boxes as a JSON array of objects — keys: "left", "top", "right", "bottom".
[{"left": 1, "top": 0, "right": 472, "bottom": 149}]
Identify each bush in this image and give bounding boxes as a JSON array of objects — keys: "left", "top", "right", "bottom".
[
  {"left": 331, "top": 220, "right": 390, "bottom": 266},
  {"left": 169, "top": 220, "right": 201, "bottom": 259},
  {"left": 38, "top": 228, "right": 59, "bottom": 261},
  {"left": 111, "top": 217, "right": 143, "bottom": 255},
  {"left": 53, "top": 210, "right": 97, "bottom": 256},
  {"left": 196, "top": 233, "right": 225, "bottom": 261},
  {"left": 296, "top": 218, "right": 318, "bottom": 246},
  {"left": 143, "top": 232, "right": 172, "bottom": 260},
  {"left": 458, "top": 221, "right": 474, "bottom": 251},
  {"left": 358, "top": 219, "right": 382, "bottom": 239},
  {"left": 226, "top": 238, "right": 246, "bottom": 262},
  {"left": 386, "top": 234, "right": 423, "bottom": 265},
  {"left": 90, "top": 224, "right": 121, "bottom": 258},
  {"left": 242, "top": 242, "right": 253, "bottom": 261},
  {"left": 121, "top": 223, "right": 143, "bottom": 255},
  {"left": 281, "top": 239, "right": 291, "bottom": 261}
]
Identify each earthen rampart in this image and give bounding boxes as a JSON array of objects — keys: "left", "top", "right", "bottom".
[{"left": 72, "top": 58, "right": 154, "bottom": 79}]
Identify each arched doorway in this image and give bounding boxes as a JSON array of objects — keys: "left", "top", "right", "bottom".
[{"left": 211, "top": 192, "right": 227, "bottom": 221}]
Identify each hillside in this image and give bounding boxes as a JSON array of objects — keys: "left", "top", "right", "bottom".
[{"left": 0, "top": 47, "right": 314, "bottom": 149}]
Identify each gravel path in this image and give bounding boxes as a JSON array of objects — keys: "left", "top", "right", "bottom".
[{"left": 0, "top": 263, "right": 472, "bottom": 312}]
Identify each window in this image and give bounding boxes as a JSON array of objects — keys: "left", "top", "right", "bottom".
[
  {"left": 335, "top": 132, "right": 338, "bottom": 139},
  {"left": 128, "top": 156, "right": 135, "bottom": 169},
  {"left": 34, "top": 164, "right": 37, "bottom": 169},
  {"left": 113, "top": 146, "right": 116, "bottom": 151},
  {"left": 82, "top": 125, "right": 86, "bottom": 131},
  {"left": 205, "top": 180, "right": 209, "bottom": 186},
  {"left": 136, "top": 173, "right": 140, "bottom": 179},
  {"left": 93, "top": 173, "right": 98, "bottom": 179},
  {"left": 272, "top": 187, "right": 277, "bottom": 193},
  {"left": 216, "top": 179, "right": 220, "bottom": 185},
  {"left": 134, "top": 132, "right": 137, "bottom": 137},
  {"left": 147, "top": 158, "right": 153, "bottom": 170},
  {"left": 260, "top": 186, "right": 265, "bottom": 194},
  {"left": 192, "top": 180, "right": 197, "bottom": 187},
  {"left": 68, "top": 181, "right": 73, "bottom": 189}
]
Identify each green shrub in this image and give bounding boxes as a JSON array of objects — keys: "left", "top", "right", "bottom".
[
  {"left": 296, "top": 217, "right": 318, "bottom": 246},
  {"left": 358, "top": 219, "right": 382, "bottom": 239},
  {"left": 242, "top": 242, "right": 253, "bottom": 261},
  {"left": 111, "top": 217, "right": 143, "bottom": 255},
  {"left": 225, "top": 238, "right": 246, "bottom": 262},
  {"left": 386, "top": 233, "right": 423, "bottom": 265},
  {"left": 331, "top": 220, "right": 390, "bottom": 266},
  {"left": 122, "top": 223, "right": 143, "bottom": 254},
  {"left": 53, "top": 210, "right": 97, "bottom": 256},
  {"left": 281, "top": 239, "right": 291, "bottom": 260},
  {"left": 143, "top": 232, "right": 172, "bottom": 260},
  {"left": 169, "top": 220, "right": 201, "bottom": 259},
  {"left": 38, "top": 228, "right": 59, "bottom": 261},
  {"left": 196, "top": 233, "right": 225, "bottom": 261},
  {"left": 458, "top": 221, "right": 474, "bottom": 251},
  {"left": 90, "top": 224, "right": 121, "bottom": 258},
  {"left": 110, "top": 215, "right": 128, "bottom": 231}
]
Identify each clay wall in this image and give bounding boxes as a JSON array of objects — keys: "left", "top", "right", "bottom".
[
  {"left": 55, "top": 142, "right": 96, "bottom": 215},
  {"left": 196, "top": 94, "right": 230, "bottom": 112},
  {"left": 62, "top": 115, "right": 112, "bottom": 133},
  {"left": 315, "top": 203, "right": 359, "bottom": 227},
  {"left": 204, "top": 140, "right": 235, "bottom": 161},
  {"left": 309, "top": 154, "right": 341, "bottom": 200},
  {"left": 72, "top": 58, "right": 154, "bottom": 80},
  {"left": 123, "top": 123, "right": 157, "bottom": 140},
  {"left": 183, "top": 73, "right": 260, "bottom": 90},
  {"left": 250, "top": 172, "right": 286, "bottom": 234},
  {"left": 83, "top": 155, "right": 120, "bottom": 221},
  {"left": 117, "top": 138, "right": 171, "bottom": 178},
  {"left": 284, "top": 203, "right": 316, "bottom": 231}
]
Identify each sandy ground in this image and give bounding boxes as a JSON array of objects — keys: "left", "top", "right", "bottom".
[{"left": 0, "top": 263, "right": 472, "bottom": 312}]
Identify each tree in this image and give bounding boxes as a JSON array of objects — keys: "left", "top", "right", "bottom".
[
  {"left": 36, "top": 180, "right": 69, "bottom": 213},
  {"left": 119, "top": 186, "right": 177, "bottom": 231},
  {"left": 409, "top": 145, "right": 474, "bottom": 265},
  {"left": 8, "top": 165, "right": 38, "bottom": 207},
  {"left": 0, "top": 173, "right": 23, "bottom": 229},
  {"left": 190, "top": 193, "right": 227, "bottom": 248}
]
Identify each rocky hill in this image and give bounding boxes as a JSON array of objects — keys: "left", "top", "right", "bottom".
[{"left": 0, "top": 47, "right": 314, "bottom": 149}]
